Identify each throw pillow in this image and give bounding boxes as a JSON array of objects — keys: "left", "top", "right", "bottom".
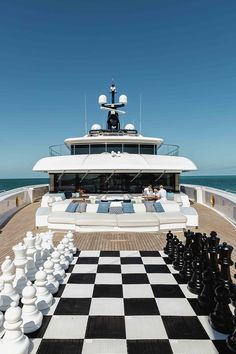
[
  {"left": 97, "top": 201, "right": 110, "bottom": 213},
  {"left": 154, "top": 202, "right": 165, "bottom": 213},
  {"left": 109, "top": 206, "right": 123, "bottom": 214},
  {"left": 144, "top": 201, "right": 156, "bottom": 212},
  {"left": 122, "top": 202, "right": 135, "bottom": 213},
  {"left": 76, "top": 202, "right": 87, "bottom": 213},
  {"left": 65, "top": 202, "right": 79, "bottom": 213},
  {"left": 167, "top": 192, "right": 174, "bottom": 201}
]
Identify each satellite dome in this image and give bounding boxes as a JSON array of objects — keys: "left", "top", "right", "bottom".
[
  {"left": 91, "top": 123, "right": 102, "bottom": 130},
  {"left": 119, "top": 94, "right": 127, "bottom": 104},
  {"left": 125, "top": 123, "right": 135, "bottom": 130},
  {"left": 98, "top": 95, "right": 107, "bottom": 105}
]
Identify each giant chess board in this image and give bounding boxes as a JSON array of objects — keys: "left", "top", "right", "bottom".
[{"left": 29, "top": 250, "right": 232, "bottom": 354}]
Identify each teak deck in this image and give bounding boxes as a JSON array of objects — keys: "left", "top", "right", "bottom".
[{"left": 0, "top": 201, "right": 235, "bottom": 267}]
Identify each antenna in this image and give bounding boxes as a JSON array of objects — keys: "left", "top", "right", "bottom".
[
  {"left": 139, "top": 93, "right": 142, "bottom": 133},
  {"left": 84, "top": 94, "right": 87, "bottom": 134}
]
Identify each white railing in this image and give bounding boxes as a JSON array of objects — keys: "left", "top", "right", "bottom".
[
  {"left": 0, "top": 184, "right": 49, "bottom": 228},
  {"left": 180, "top": 184, "right": 236, "bottom": 226}
]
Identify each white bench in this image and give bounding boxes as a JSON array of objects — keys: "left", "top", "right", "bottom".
[{"left": 180, "top": 207, "right": 199, "bottom": 227}]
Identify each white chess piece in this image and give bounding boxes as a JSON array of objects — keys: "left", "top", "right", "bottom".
[
  {"left": 66, "top": 231, "right": 77, "bottom": 254},
  {"left": 64, "top": 247, "right": 73, "bottom": 263},
  {"left": 0, "top": 256, "right": 20, "bottom": 311},
  {"left": 57, "top": 243, "right": 69, "bottom": 270},
  {"left": 34, "top": 267, "right": 53, "bottom": 311},
  {"left": 0, "top": 297, "right": 4, "bottom": 334},
  {"left": 21, "top": 281, "right": 43, "bottom": 333},
  {"left": 24, "top": 231, "right": 38, "bottom": 281},
  {"left": 0, "top": 302, "right": 30, "bottom": 354},
  {"left": 51, "top": 250, "right": 65, "bottom": 283},
  {"left": 13, "top": 242, "right": 28, "bottom": 296},
  {"left": 44, "top": 257, "right": 59, "bottom": 294},
  {"left": 35, "top": 234, "right": 44, "bottom": 269}
]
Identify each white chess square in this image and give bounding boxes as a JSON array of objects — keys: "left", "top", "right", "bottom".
[
  {"left": 170, "top": 339, "right": 219, "bottom": 354},
  {"left": 62, "top": 283, "right": 94, "bottom": 298},
  {"left": 98, "top": 257, "right": 121, "bottom": 265},
  {"left": 148, "top": 273, "right": 178, "bottom": 285},
  {"left": 72, "top": 264, "right": 98, "bottom": 273},
  {"left": 156, "top": 298, "right": 196, "bottom": 316},
  {"left": 79, "top": 251, "right": 100, "bottom": 257},
  {"left": 71, "top": 257, "right": 78, "bottom": 265},
  {"left": 121, "top": 264, "right": 146, "bottom": 274},
  {"left": 82, "top": 339, "right": 127, "bottom": 354},
  {"left": 123, "top": 284, "right": 154, "bottom": 298},
  {"left": 179, "top": 284, "right": 198, "bottom": 298},
  {"left": 95, "top": 273, "right": 122, "bottom": 284},
  {"left": 125, "top": 315, "right": 168, "bottom": 339},
  {"left": 120, "top": 251, "right": 140, "bottom": 257},
  {"left": 167, "top": 264, "right": 179, "bottom": 274},
  {"left": 89, "top": 298, "right": 124, "bottom": 316},
  {"left": 44, "top": 315, "right": 88, "bottom": 339},
  {"left": 28, "top": 338, "right": 42, "bottom": 354},
  {"left": 159, "top": 251, "right": 168, "bottom": 258},
  {"left": 141, "top": 257, "right": 166, "bottom": 265}
]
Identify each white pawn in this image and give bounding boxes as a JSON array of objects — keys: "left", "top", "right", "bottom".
[
  {"left": 21, "top": 281, "right": 43, "bottom": 334},
  {"left": 44, "top": 257, "right": 59, "bottom": 294},
  {"left": 64, "top": 247, "right": 73, "bottom": 263},
  {"left": 13, "top": 242, "right": 28, "bottom": 296},
  {"left": 24, "top": 231, "right": 38, "bottom": 281},
  {"left": 51, "top": 251, "right": 65, "bottom": 283},
  {"left": 0, "top": 256, "right": 20, "bottom": 311},
  {"left": 34, "top": 267, "right": 53, "bottom": 311},
  {"left": 35, "top": 234, "right": 44, "bottom": 269},
  {"left": 0, "top": 302, "right": 30, "bottom": 354},
  {"left": 57, "top": 243, "right": 69, "bottom": 270},
  {"left": 66, "top": 231, "right": 77, "bottom": 254}
]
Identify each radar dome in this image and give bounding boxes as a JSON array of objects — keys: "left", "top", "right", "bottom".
[
  {"left": 125, "top": 123, "right": 135, "bottom": 130},
  {"left": 98, "top": 95, "right": 107, "bottom": 105},
  {"left": 119, "top": 95, "right": 127, "bottom": 104},
  {"left": 91, "top": 123, "right": 102, "bottom": 130}
]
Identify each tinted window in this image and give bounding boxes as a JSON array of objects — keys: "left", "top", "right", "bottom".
[
  {"left": 90, "top": 144, "right": 106, "bottom": 154},
  {"left": 140, "top": 145, "right": 154, "bottom": 154},
  {"left": 123, "top": 144, "right": 139, "bottom": 153},
  {"left": 107, "top": 144, "right": 122, "bottom": 153},
  {"left": 72, "top": 145, "right": 89, "bottom": 155}
]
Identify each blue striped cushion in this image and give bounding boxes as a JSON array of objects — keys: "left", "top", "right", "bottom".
[
  {"left": 97, "top": 201, "right": 110, "bottom": 213},
  {"left": 154, "top": 202, "right": 165, "bottom": 213},
  {"left": 122, "top": 202, "right": 134, "bottom": 213},
  {"left": 65, "top": 202, "right": 79, "bottom": 213}
]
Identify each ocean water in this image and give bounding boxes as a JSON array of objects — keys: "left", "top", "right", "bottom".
[{"left": 0, "top": 176, "right": 235, "bottom": 194}]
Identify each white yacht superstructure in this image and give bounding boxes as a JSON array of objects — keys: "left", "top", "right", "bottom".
[{"left": 33, "top": 84, "right": 197, "bottom": 194}]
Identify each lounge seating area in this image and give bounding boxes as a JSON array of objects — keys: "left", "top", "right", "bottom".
[{"left": 36, "top": 192, "right": 198, "bottom": 232}]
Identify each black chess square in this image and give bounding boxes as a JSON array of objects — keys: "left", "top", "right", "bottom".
[
  {"left": 97, "top": 265, "right": 121, "bottom": 273},
  {"left": 140, "top": 251, "right": 161, "bottom": 257},
  {"left": 100, "top": 251, "right": 120, "bottom": 257},
  {"left": 54, "top": 298, "right": 91, "bottom": 315},
  {"left": 93, "top": 284, "right": 123, "bottom": 298},
  {"left": 145, "top": 265, "right": 170, "bottom": 273},
  {"left": 68, "top": 273, "right": 96, "bottom": 284},
  {"left": 163, "top": 257, "right": 173, "bottom": 264},
  {"left": 85, "top": 316, "right": 125, "bottom": 338},
  {"left": 188, "top": 298, "right": 211, "bottom": 316},
  {"left": 162, "top": 316, "right": 209, "bottom": 339},
  {"left": 54, "top": 284, "right": 66, "bottom": 297},
  {"left": 36, "top": 339, "right": 83, "bottom": 354},
  {"left": 121, "top": 257, "right": 143, "bottom": 264},
  {"left": 127, "top": 339, "right": 173, "bottom": 354},
  {"left": 74, "top": 250, "right": 80, "bottom": 257},
  {"left": 151, "top": 284, "right": 185, "bottom": 298},
  {"left": 124, "top": 298, "right": 160, "bottom": 315},
  {"left": 65, "top": 265, "right": 74, "bottom": 273},
  {"left": 173, "top": 274, "right": 188, "bottom": 284},
  {"left": 27, "top": 316, "right": 52, "bottom": 339},
  {"left": 122, "top": 273, "right": 149, "bottom": 284}
]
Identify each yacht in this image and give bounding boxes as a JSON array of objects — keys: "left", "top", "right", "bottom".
[{"left": 33, "top": 83, "right": 197, "bottom": 195}]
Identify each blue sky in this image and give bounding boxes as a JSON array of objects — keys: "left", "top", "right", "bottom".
[{"left": 0, "top": 0, "right": 235, "bottom": 177}]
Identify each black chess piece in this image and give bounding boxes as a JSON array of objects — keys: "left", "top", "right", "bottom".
[
  {"left": 191, "top": 232, "right": 203, "bottom": 259},
  {"left": 218, "top": 242, "right": 233, "bottom": 290},
  {"left": 179, "top": 247, "right": 193, "bottom": 282},
  {"left": 201, "top": 235, "right": 210, "bottom": 271},
  {"left": 164, "top": 231, "right": 174, "bottom": 255},
  {"left": 209, "top": 280, "right": 234, "bottom": 334},
  {"left": 198, "top": 267, "right": 217, "bottom": 312},
  {"left": 227, "top": 309, "right": 236, "bottom": 353},
  {"left": 173, "top": 241, "right": 185, "bottom": 271},
  {"left": 168, "top": 235, "right": 179, "bottom": 263},
  {"left": 184, "top": 229, "right": 194, "bottom": 248},
  {"left": 188, "top": 256, "right": 203, "bottom": 294},
  {"left": 208, "top": 231, "right": 220, "bottom": 278}
]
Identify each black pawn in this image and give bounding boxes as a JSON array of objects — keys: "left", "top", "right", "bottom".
[
  {"left": 230, "top": 263, "right": 236, "bottom": 305},
  {"left": 164, "top": 231, "right": 173, "bottom": 255},
  {"left": 208, "top": 231, "right": 220, "bottom": 277},
  {"left": 168, "top": 236, "right": 179, "bottom": 263},
  {"left": 173, "top": 242, "right": 185, "bottom": 271},
  {"left": 179, "top": 247, "right": 193, "bottom": 282},
  {"left": 218, "top": 242, "right": 234, "bottom": 290},
  {"left": 227, "top": 310, "right": 236, "bottom": 353},
  {"left": 198, "top": 267, "right": 216, "bottom": 312},
  {"left": 201, "top": 236, "right": 210, "bottom": 271},
  {"left": 191, "top": 232, "right": 202, "bottom": 259},
  {"left": 188, "top": 256, "right": 203, "bottom": 294},
  {"left": 209, "top": 281, "right": 234, "bottom": 334},
  {"left": 184, "top": 229, "right": 194, "bottom": 248}
]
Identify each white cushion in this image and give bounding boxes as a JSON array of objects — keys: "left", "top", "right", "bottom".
[
  {"left": 51, "top": 200, "right": 71, "bottom": 212},
  {"left": 180, "top": 207, "right": 198, "bottom": 227},
  {"left": 110, "top": 202, "right": 122, "bottom": 207},
  {"left": 48, "top": 212, "right": 77, "bottom": 224},
  {"left": 86, "top": 204, "right": 99, "bottom": 213},
  {"left": 160, "top": 201, "right": 180, "bottom": 212},
  {"left": 117, "top": 213, "right": 159, "bottom": 227},
  {"left": 157, "top": 212, "right": 187, "bottom": 224},
  {"left": 133, "top": 204, "right": 146, "bottom": 213},
  {"left": 76, "top": 213, "right": 117, "bottom": 226}
]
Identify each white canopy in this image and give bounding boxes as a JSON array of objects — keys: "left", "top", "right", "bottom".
[{"left": 33, "top": 153, "right": 197, "bottom": 173}]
